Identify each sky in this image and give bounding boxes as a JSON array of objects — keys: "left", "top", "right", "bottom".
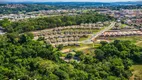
[{"left": 0, "top": 0, "right": 138, "bottom": 2}]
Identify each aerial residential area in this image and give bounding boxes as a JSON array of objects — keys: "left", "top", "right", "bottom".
[{"left": 0, "top": 0, "right": 142, "bottom": 80}]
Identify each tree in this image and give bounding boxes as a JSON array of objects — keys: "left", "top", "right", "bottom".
[
  {"left": 0, "top": 18, "right": 11, "bottom": 28},
  {"left": 54, "top": 69, "right": 69, "bottom": 80},
  {"left": 19, "top": 34, "right": 32, "bottom": 43},
  {"left": 95, "top": 49, "right": 105, "bottom": 60},
  {"left": 57, "top": 44, "right": 63, "bottom": 50},
  {"left": 66, "top": 53, "right": 73, "bottom": 59},
  {"left": 47, "top": 73, "right": 59, "bottom": 80},
  {"left": 74, "top": 51, "right": 83, "bottom": 57},
  {"left": 6, "top": 33, "right": 19, "bottom": 44},
  {"left": 100, "top": 41, "right": 108, "bottom": 46}
]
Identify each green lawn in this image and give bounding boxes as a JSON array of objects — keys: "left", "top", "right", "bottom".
[
  {"left": 79, "top": 37, "right": 89, "bottom": 41},
  {"left": 121, "top": 24, "right": 128, "bottom": 28},
  {"left": 93, "top": 43, "right": 101, "bottom": 48}
]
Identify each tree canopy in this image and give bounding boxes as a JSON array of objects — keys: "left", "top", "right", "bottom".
[
  {"left": 0, "top": 33, "right": 142, "bottom": 79},
  {"left": 0, "top": 13, "right": 113, "bottom": 33}
]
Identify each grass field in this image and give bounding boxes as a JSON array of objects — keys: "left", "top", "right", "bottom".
[
  {"left": 135, "top": 41, "right": 142, "bottom": 47},
  {"left": 107, "top": 36, "right": 142, "bottom": 47},
  {"left": 131, "top": 64, "right": 142, "bottom": 80},
  {"left": 61, "top": 43, "right": 100, "bottom": 52},
  {"left": 62, "top": 43, "right": 93, "bottom": 50}
]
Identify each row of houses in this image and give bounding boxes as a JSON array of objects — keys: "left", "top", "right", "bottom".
[
  {"left": 100, "top": 30, "right": 142, "bottom": 37},
  {"left": 32, "top": 22, "right": 109, "bottom": 37},
  {"left": 44, "top": 33, "right": 88, "bottom": 39},
  {"left": 34, "top": 30, "right": 93, "bottom": 37},
  {"left": 46, "top": 36, "right": 80, "bottom": 43},
  {"left": 52, "top": 42, "right": 80, "bottom": 47},
  {"left": 44, "top": 33, "right": 89, "bottom": 46},
  {"left": 112, "top": 23, "right": 135, "bottom": 30},
  {"left": 43, "top": 33, "right": 89, "bottom": 47},
  {"left": 0, "top": 14, "right": 37, "bottom": 21}
]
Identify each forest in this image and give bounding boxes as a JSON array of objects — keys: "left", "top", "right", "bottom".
[
  {"left": 0, "top": 33, "right": 142, "bottom": 79},
  {"left": 0, "top": 13, "right": 113, "bottom": 33},
  {"left": 0, "top": 4, "right": 56, "bottom": 14}
]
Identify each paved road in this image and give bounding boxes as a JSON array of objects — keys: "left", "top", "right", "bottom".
[
  {"left": 91, "top": 22, "right": 116, "bottom": 40},
  {"left": 83, "top": 22, "right": 116, "bottom": 44}
]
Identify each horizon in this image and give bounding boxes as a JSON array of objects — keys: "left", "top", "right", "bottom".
[{"left": 0, "top": 0, "right": 140, "bottom": 3}]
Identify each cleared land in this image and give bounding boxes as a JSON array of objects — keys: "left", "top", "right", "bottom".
[
  {"left": 61, "top": 43, "right": 100, "bottom": 52},
  {"left": 131, "top": 64, "right": 142, "bottom": 80}
]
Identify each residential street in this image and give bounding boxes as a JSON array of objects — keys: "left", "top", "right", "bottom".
[{"left": 83, "top": 22, "right": 116, "bottom": 44}]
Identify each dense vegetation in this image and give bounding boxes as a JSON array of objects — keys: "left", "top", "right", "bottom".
[
  {"left": 0, "top": 4, "right": 55, "bottom": 14},
  {"left": 0, "top": 13, "right": 113, "bottom": 33},
  {"left": 0, "top": 33, "right": 142, "bottom": 79}
]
